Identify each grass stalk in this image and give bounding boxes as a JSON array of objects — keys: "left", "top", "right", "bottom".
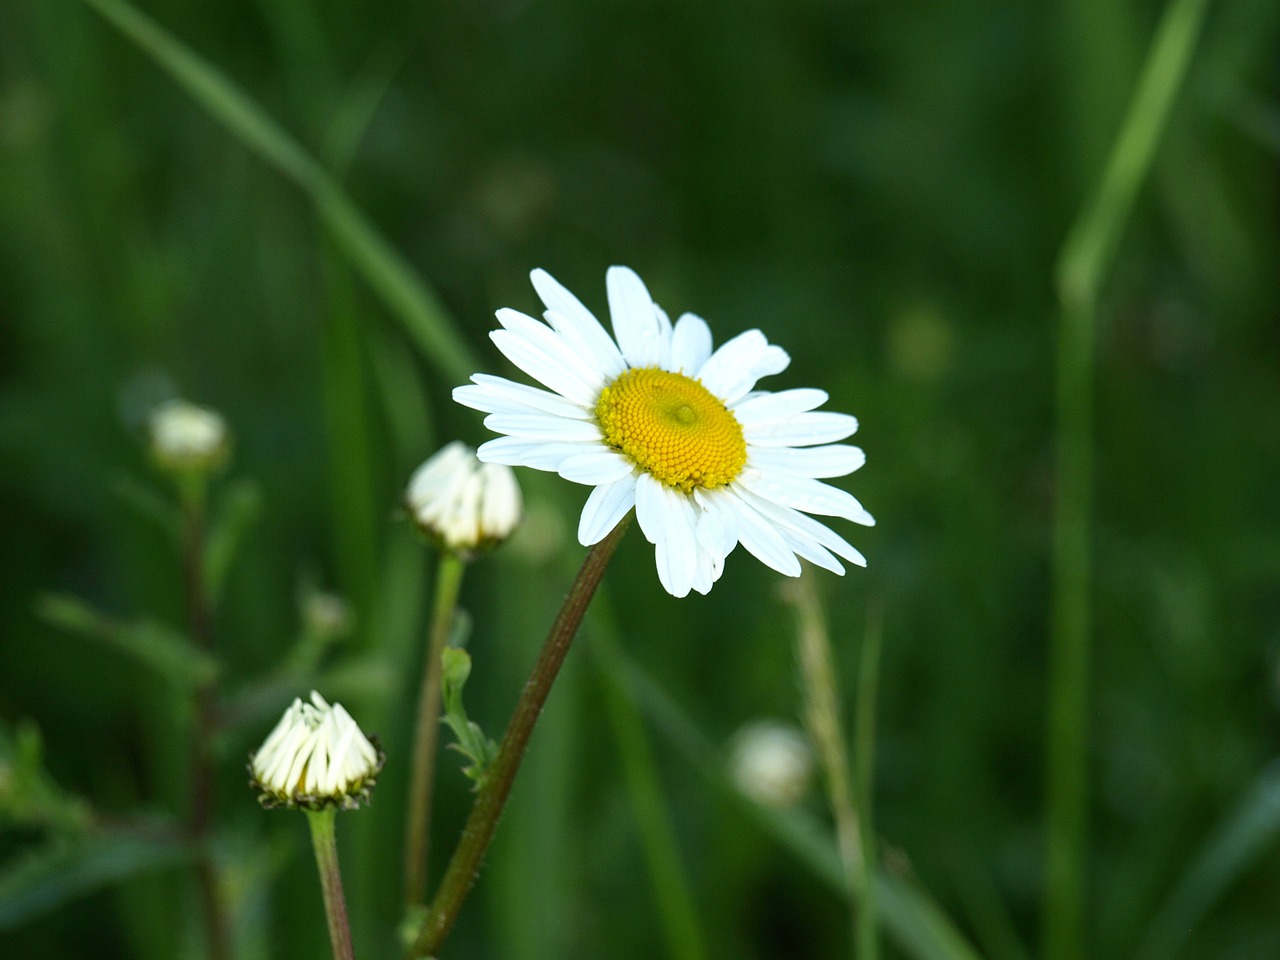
[
  {"left": 786, "top": 575, "right": 875, "bottom": 960},
  {"left": 586, "top": 592, "right": 709, "bottom": 960},
  {"left": 1043, "top": 0, "right": 1210, "bottom": 956}
]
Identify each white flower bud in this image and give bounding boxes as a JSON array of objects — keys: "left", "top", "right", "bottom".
[
  {"left": 406, "top": 442, "right": 522, "bottom": 554},
  {"left": 730, "top": 722, "right": 814, "bottom": 809},
  {"left": 148, "top": 399, "right": 229, "bottom": 473},
  {"left": 249, "top": 691, "right": 384, "bottom": 810}
]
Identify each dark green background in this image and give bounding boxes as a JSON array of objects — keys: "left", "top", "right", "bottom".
[{"left": 2, "top": 0, "right": 1278, "bottom": 957}]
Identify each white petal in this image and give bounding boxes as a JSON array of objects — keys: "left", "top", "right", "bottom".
[
  {"left": 557, "top": 450, "right": 635, "bottom": 485},
  {"left": 490, "top": 329, "right": 600, "bottom": 408},
  {"left": 477, "top": 436, "right": 595, "bottom": 471},
  {"left": 578, "top": 476, "right": 637, "bottom": 545},
  {"left": 743, "top": 411, "right": 860, "bottom": 447},
  {"left": 530, "top": 269, "right": 627, "bottom": 375},
  {"left": 635, "top": 477, "right": 697, "bottom": 598},
  {"left": 725, "top": 490, "right": 802, "bottom": 577},
  {"left": 483, "top": 414, "right": 603, "bottom": 442},
  {"left": 697, "top": 330, "right": 790, "bottom": 404},
  {"left": 670, "top": 313, "right": 713, "bottom": 375},
  {"left": 607, "top": 266, "right": 670, "bottom": 369},
  {"left": 747, "top": 445, "right": 866, "bottom": 479},
  {"left": 692, "top": 487, "right": 739, "bottom": 559},
  {"left": 739, "top": 471, "right": 875, "bottom": 526},
  {"left": 732, "top": 388, "right": 829, "bottom": 424},
  {"left": 741, "top": 491, "right": 868, "bottom": 567},
  {"left": 454, "top": 375, "right": 591, "bottom": 420}
]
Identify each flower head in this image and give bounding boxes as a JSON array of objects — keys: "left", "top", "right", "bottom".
[
  {"left": 249, "top": 692, "right": 384, "bottom": 810},
  {"left": 405, "top": 442, "right": 523, "bottom": 554},
  {"left": 730, "top": 721, "right": 814, "bottom": 808},
  {"left": 454, "top": 266, "right": 873, "bottom": 597},
  {"left": 148, "top": 398, "right": 229, "bottom": 474}
]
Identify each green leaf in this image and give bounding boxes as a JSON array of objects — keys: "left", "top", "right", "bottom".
[
  {"left": 36, "top": 594, "right": 217, "bottom": 688},
  {"left": 0, "top": 720, "right": 91, "bottom": 833},
  {"left": 0, "top": 829, "right": 192, "bottom": 931},
  {"left": 440, "top": 648, "right": 498, "bottom": 788}
]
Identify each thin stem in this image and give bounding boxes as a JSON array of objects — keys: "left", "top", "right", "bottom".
[
  {"left": 786, "top": 574, "right": 869, "bottom": 959},
  {"left": 411, "top": 516, "right": 631, "bottom": 958},
  {"left": 854, "top": 601, "right": 883, "bottom": 960},
  {"left": 181, "top": 481, "right": 230, "bottom": 960},
  {"left": 307, "top": 808, "right": 357, "bottom": 960},
  {"left": 404, "top": 553, "right": 467, "bottom": 909},
  {"left": 1043, "top": 0, "right": 1208, "bottom": 957}
]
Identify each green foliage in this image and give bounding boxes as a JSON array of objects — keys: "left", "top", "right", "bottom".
[
  {"left": 35, "top": 594, "right": 218, "bottom": 689},
  {"left": 2, "top": 0, "right": 1279, "bottom": 955},
  {"left": 439, "top": 648, "right": 499, "bottom": 789},
  {"left": 0, "top": 830, "right": 191, "bottom": 932}
]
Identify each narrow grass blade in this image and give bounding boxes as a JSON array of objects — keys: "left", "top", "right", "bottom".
[
  {"left": 587, "top": 590, "right": 709, "bottom": 960},
  {"left": 1043, "top": 0, "right": 1210, "bottom": 955},
  {"left": 74, "top": 0, "right": 478, "bottom": 385},
  {"left": 1133, "top": 762, "right": 1280, "bottom": 960},
  {"left": 606, "top": 642, "right": 985, "bottom": 960}
]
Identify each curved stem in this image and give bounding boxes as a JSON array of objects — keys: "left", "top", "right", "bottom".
[
  {"left": 411, "top": 516, "right": 631, "bottom": 957},
  {"left": 404, "top": 553, "right": 467, "bottom": 908},
  {"left": 307, "top": 808, "right": 356, "bottom": 960}
]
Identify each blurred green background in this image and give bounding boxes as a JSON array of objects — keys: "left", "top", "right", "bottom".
[{"left": 2, "top": 0, "right": 1279, "bottom": 958}]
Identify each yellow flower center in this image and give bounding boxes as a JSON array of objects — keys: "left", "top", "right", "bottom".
[{"left": 595, "top": 367, "right": 747, "bottom": 493}]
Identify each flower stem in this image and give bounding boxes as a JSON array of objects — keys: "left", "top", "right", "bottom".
[
  {"left": 307, "top": 808, "right": 357, "bottom": 960},
  {"left": 181, "top": 480, "right": 230, "bottom": 960},
  {"left": 411, "top": 515, "right": 631, "bottom": 957},
  {"left": 404, "top": 552, "right": 467, "bottom": 909}
]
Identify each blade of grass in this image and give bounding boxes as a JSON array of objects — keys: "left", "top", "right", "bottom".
[
  {"left": 73, "top": 0, "right": 478, "bottom": 385},
  {"left": 854, "top": 599, "right": 883, "bottom": 960},
  {"left": 586, "top": 589, "right": 708, "bottom": 960},
  {"left": 1043, "top": 0, "right": 1209, "bottom": 956},
  {"left": 1133, "top": 762, "right": 1280, "bottom": 960},
  {"left": 602, "top": 638, "right": 985, "bottom": 960},
  {"left": 785, "top": 574, "right": 873, "bottom": 960}
]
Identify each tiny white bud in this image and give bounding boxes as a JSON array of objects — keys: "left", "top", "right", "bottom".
[
  {"left": 148, "top": 399, "right": 229, "bottom": 473},
  {"left": 249, "top": 691, "right": 384, "bottom": 810},
  {"left": 730, "top": 722, "right": 814, "bottom": 809},
  {"left": 406, "top": 442, "right": 522, "bottom": 554}
]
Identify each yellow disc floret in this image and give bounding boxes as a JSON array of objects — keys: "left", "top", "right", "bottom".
[{"left": 595, "top": 367, "right": 747, "bottom": 493}]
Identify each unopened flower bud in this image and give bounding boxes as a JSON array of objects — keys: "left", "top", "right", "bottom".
[
  {"left": 148, "top": 399, "right": 229, "bottom": 474},
  {"left": 249, "top": 691, "right": 384, "bottom": 811},
  {"left": 730, "top": 721, "right": 814, "bottom": 809},
  {"left": 405, "top": 442, "right": 522, "bottom": 554}
]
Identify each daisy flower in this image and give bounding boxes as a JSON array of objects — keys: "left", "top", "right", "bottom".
[
  {"left": 249, "top": 691, "right": 384, "bottom": 810},
  {"left": 454, "top": 266, "right": 874, "bottom": 598}
]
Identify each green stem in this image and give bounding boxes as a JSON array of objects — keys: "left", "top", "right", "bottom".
[
  {"left": 411, "top": 516, "right": 631, "bottom": 957},
  {"left": 1043, "top": 1, "right": 1208, "bottom": 957},
  {"left": 787, "top": 575, "right": 868, "bottom": 959},
  {"left": 404, "top": 553, "right": 467, "bottom": 909},
  {"left": 181, "top": 480, "right": 230, "bottom": 960},
  {"left": 307, "top": 808, "right": 357, "bottom": 960}
]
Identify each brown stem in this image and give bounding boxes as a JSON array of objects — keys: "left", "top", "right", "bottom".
[
  {"left": 411, "top": 516, "right": 631, "bottom": 957},
  {"left": 182, "top": 487, "right": 230, "bottom": 960}
]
